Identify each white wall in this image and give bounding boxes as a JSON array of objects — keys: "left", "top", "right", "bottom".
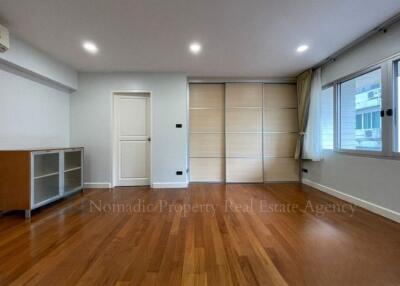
[
  {"left": 304, "top": 20, "right": 400, "bottom": 219},
  {"left": 0, "top": 35, "right": 77, "bottom": 90},
  {"left": 304, "top": 151, "right": 400, "bottom": 214},
  {"left": 0, "top": 33, "right": 75, "bottom": 149},
  {"left": 322, "top": 21, "right": 400, "bottom": 85},
  {"left": 0, "top": 67, "right": 70, "bottom": 148},
  {"left": 70, "top": 72, "right": 188, "bottom": 187}
]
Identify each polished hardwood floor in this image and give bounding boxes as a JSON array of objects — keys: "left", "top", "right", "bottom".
[{"left": 0, "top": 183, "right": 399, "bottom": 286}]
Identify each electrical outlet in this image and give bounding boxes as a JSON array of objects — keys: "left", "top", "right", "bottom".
[
  {"left": 176, "top": 171, "right": 183, "bottom": 175},
  {"left": 302, "top": 168, "right": 308, "bottom": 173}
]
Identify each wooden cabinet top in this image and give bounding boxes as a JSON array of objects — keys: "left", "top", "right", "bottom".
[{"left": 0, "top": 147, "right": 84, "bottom": 152}]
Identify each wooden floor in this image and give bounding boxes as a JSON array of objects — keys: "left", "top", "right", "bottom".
[{"left": 0, "top": 183, "right": 399, "bottom": 286}]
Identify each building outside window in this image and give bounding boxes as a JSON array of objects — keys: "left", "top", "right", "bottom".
[{"left": 339, "top": 69, "right": 382, "bottom": 151}]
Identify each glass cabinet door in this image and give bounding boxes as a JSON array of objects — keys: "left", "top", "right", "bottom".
[
  {"left": 63, "top": 149, "right": 83, "bottom": 194},
  {"left": 32, "top": 151, "right": 61, "bottom": 207}
]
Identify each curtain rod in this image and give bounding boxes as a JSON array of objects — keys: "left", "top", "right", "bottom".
[{"left": 312, "top": 12, "right": 400, "bottom": 71}]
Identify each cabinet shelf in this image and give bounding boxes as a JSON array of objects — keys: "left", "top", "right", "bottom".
[
  {"left": 64, "top": 164, "right": 82, "bottom": 196},
  {"left": 64, "top": 166, "right": 81, "bottom": 173},
  {"left": 34, "top": 152, "right": 59, "bottom": 178},
  {"left": 33, "top": 173, "right": 60, "bottom": 205},
  {"left": 64, "top": 186, "right": 82, "bottom": 195},
  {"left": 64, "top": 150, "right": 82, "bottom": 171},
  {"left": 34, "top": 172, "right": 60, "bottom": 180}
]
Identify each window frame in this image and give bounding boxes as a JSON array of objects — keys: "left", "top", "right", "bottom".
[
  {"left": 334, "top": 64, "right": 387, "bottom": 156},
  {"left": 391, "top": 58, "right": 400, "bottom": 157},
  {"left": 321, "top": 53, "right": 400, "bottom": 160},
  {"left": 320, "top": 85, "right": 335, "bottom": 150}
]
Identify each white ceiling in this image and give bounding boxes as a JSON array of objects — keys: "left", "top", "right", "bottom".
[{"left": 1, "top": 0, "right": 400, "bottom": 77}]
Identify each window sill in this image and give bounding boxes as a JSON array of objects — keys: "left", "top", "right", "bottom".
[{"left": 333, "top": 149, "right": 400, "bottom": 161}]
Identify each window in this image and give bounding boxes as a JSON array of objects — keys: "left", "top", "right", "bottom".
[
  {"left": 363, "top": 113, "right": 372, "bottom": 129},
  {"left": 338, "top": 69, "right": 382, "bottom": 152},
  {"left": 372, "top": 111, "right": 381, "bottom": 129},
  {"left": 356, "top": 114, "right": 363, "bottom": 129},
  {"left": 321, "top": 86, "right": 334, "bottom": 149},
  {"left": 327, "top": 56, "right": 400, "bottom": 157}
]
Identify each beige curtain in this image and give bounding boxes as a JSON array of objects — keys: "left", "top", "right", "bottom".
[{"left": 295, "top": 69, "right": 312, "bottom": 159}]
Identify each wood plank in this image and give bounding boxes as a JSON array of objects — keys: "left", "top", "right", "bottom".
[
  {"left": 226, "top": 133, "right": 262, "bottom": 157},
  {"left": 226, "top": 158, "right": 263, "bottom": 183},
  {"left": 189, "top": 158, "right": 225, "bottom": 182},
  {"left": 264, "top": 109, "right": 298, "bottom": 132},
  {"left": 263, "top": 84, "right": 297, "bottom": 108},
  {"left": 264, "top": 133, "right": 298, "bottom": 157},
  {"left": 189, "top": 133, "right": 224, "bottom": 157},
  {"left": 225, "top": 109, "right": 262, "bottom": 132},
  {"left": 264, "top": 158, "right": 299, "bottom": 182},
  {"left": 189, "top": 84, "right": 225, "bottom": 108},
  {"left": 225, "top": 83, "right": 263, "bottom": 107},
  {"left": 189, "top": 109, "right": 224, "bottom": 133}
]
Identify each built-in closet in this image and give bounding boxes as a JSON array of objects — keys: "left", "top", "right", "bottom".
[{"left": 189, "top": 82, "right": 299, "bottom": 183}]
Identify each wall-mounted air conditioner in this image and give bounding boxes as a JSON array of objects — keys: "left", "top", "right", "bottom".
[
  {"left": 365, "top": 130, "right": 373, "bottom": 138},
  {"left": 0, "top": 24, "right": 10, "bottom": 52}
]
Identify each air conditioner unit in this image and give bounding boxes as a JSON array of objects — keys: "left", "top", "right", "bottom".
[
  {"left": 365, "top": 130, "right": 372, "bottom": 138},
  {"left": 0, "top": 24, "right": 10, "bottom": 52}
]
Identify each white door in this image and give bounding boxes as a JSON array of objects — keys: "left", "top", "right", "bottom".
[{"left": 114, "top": 94, "right": 151, "bottom": 186}]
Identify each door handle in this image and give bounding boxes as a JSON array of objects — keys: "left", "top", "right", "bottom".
[
  {"left": 147, "top": 137, "right": 151, "bottom": 142},
  {"left": 386, "top": 109, "right": 393, "bottom": 117}
]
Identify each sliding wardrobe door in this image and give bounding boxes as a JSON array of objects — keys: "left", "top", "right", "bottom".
[
  {"left": 189, "top": 84, "right": 225, "bottom": 182},
  {"left": 263, "top": 84, "right": 299, "bottom": 181},
  {"left": 225, "top": 83, "right": 263, "bottom": 182}
]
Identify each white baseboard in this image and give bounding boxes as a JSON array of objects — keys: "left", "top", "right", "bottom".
[
  {"left": 302, "top": 179, "right": 400, "bottom": 223},
  {"left": 84, "top": 182, "right": 188, "bottom": 189},
  {"left": 84, "top": 182, "right": 112, "bottom": 189},
  {"left": 151, "top": 182, "right": 188, "bottom": 189}
]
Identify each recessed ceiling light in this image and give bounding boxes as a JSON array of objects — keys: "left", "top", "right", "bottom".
[
  {"left": 189, "top": 42, "right": 202, "bottom": 54},
  {"left": 296, "top": 44, "right": 309, "bottom": 53},
  {"left": 82, "top": 41, "right": 98, "bottom": 54}
]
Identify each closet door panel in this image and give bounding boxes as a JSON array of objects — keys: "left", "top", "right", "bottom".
[
  {"left": 225, "top": 109, "right": 262, "bottom": 132},
  {"left": 189, "top": 109, "right": 224, "bottom": 133},
  {"left": 225, "top": 83, "right": 263, "bottom": 183},
  {"left": 226, "top": 133, "right": 262, "bottom": 157},
  {"left": 226, "top": 158, "right": 263, "bottom": 183},
  {"left": 263, "top": 133, "right": 297, "bottom": 157},
  {"left": 190, "top": 158, "right": 225, "bottom": 182},
  {"left": 189, "top": 84, "right": 224, "bottom": 108},
  {"left": 263, "top": 109, "right": 298, "bottom": 132},
  {"left": 190, "top": 133, "right": 224, "bottom": 157},
  {"left": 189, "top": 83, "right": 225, "bottom": 182},
  {"left": 263, "top": 84, "right": 297, "bottom": 108},
  {"left": 263, "top": 83, "right": 299, "bottom": 182},
  {"left": 225, "top": 83, "right": 263, "bottom": 107},
  {"left": 263, "top": 158, "right": 299, "bottom": 182}
]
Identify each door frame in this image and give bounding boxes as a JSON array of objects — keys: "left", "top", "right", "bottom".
[{"left": 111, "top": 91, "right": 153, "bottom": 187}]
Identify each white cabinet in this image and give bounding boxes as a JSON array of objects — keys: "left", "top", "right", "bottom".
[{"left": 0, "top": 147, "right": 84, "bottom": 218}]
